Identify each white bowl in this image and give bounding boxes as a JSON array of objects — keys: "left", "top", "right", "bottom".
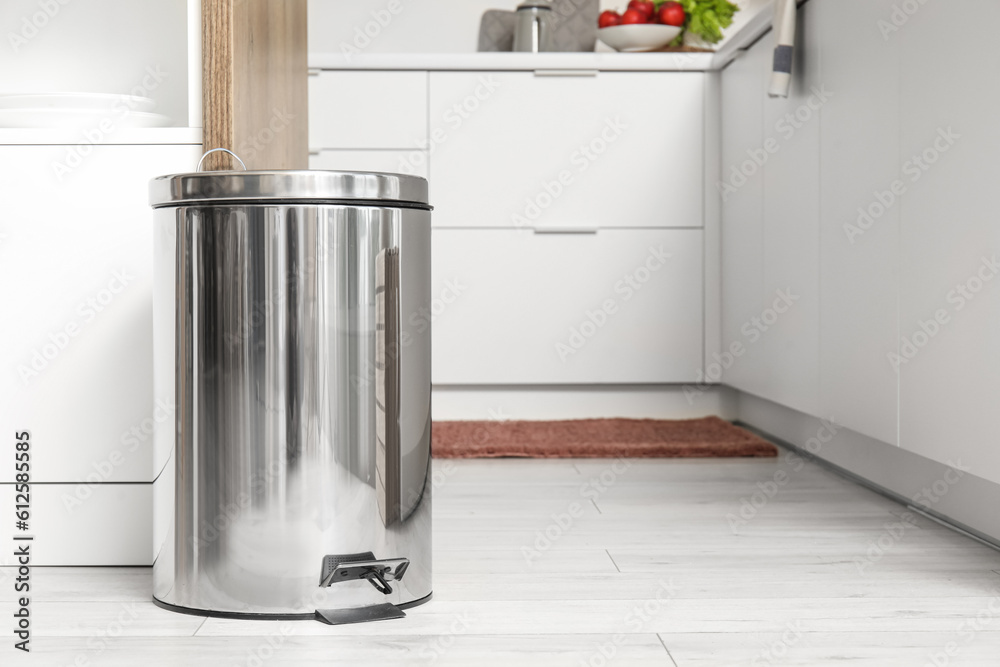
[{"left": 597, "top": 24, "right": 682, "bottom": 52}]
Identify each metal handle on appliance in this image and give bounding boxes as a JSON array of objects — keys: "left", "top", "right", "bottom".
[{"left": 197, "top": 148, "right": 248, "bottom": 172}]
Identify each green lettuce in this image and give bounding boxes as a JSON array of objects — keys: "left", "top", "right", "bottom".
[{"left": 656, "top": 0, "right": 740, "bottom": 45}]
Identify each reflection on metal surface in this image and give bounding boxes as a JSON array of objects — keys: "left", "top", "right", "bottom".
[
  {"left": 151, "top": 196, "right": 431, "bottom": 617},
  {"left": 376, "top": 248, "right": 401, "bottom": 527}
]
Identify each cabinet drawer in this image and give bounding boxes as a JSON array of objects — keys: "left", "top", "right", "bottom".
[
  {"left": 428, "top": 72, "right": 703, "bottom": 229},
  {"left": 309, "top": 71, "right": 427, "bottom": 149},
  {"left": 0, "top": 144, "right": 202, "bottom": 484},
  {"left": 309, "top": 149, "right": 428, "bottom": 178},
  {"left": 431, "top": 229, "right": 703, "bottom": 384}
]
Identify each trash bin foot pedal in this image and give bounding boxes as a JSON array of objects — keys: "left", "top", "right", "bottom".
[
  {"left": 320, "top": 552, "right": 410, "bottom": 593},
  {"left": 315, "top": 603, "right": 405, "bottom": 625}
]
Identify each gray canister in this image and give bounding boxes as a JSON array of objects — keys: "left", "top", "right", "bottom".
[
  {"left": 148, "top": 169, "right": 432, "bottom": 622},
  {"left": 513, "top": 0, "right": 555, "bottom": 52}
]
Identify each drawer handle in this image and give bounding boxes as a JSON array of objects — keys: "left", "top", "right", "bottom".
[
  {"left": 532, "top": 225, "right": 598, "bottom": 234},
  {"left": 533, "top": 69, "right": 599, "bottom": 77}
]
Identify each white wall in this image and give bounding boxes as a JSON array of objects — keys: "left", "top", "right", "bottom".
[{"left": 0, "top": 0, "right": 190, "bottom": 125}]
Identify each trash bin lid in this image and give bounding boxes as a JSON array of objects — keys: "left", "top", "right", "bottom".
[{"left": 150, "top": 170, "right": 430, "bottom": 209}]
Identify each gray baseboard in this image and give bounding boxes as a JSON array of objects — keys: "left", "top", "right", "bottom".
[{"left": 734, "top": 391, "right": 1000, "bottom": 550}]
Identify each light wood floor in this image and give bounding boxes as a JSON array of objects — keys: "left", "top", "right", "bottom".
[{"left": 5, "top": 450, "right": 1000, "bottom": 666}]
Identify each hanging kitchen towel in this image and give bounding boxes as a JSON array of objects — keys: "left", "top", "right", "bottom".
[{"left": 769, "top": 0, "right": 797, "bottom": 98}]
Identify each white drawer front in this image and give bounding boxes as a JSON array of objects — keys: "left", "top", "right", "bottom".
[
  {"left": 430, "top": 229, "right": 703, "bottom": 384},
  {"left": 428, "top": 71, "right": 704, "bottom": 229},
  {"left": 309, "top": 71, "right": 428, "bottom": 149}
]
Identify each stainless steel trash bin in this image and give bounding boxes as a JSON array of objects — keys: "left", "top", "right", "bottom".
[{"left": 148, "top": 170, "right": 432, "bottom": 623}]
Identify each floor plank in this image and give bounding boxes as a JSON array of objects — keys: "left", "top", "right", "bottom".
[
  {"left": 12, "top": 634, "right": 670, "bottom": 667},
  {"left": 3, "top": 453, "right": 999, "bottom": 666}
]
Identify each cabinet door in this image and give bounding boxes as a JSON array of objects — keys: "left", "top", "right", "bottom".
[
  {"left": 309, "top": 71, "right": 427, "bottom": 149},
  {"left": 0, "top": 144, "right": 202, "bottom": 484},
  {"left": 758, "top": 4, "right": 821, "bottom": 418},
  {"left": 428, "top": 72, "right": 703, "bottom": 229},
  {"left": 430, "top": 229, "right": 703, "bottom": 384},
  {"left": 897, "top": 0, "right": 1000, "bottom": 482},
  {"left": 817, "top": 0, "right": 900, "bottom": 445},
  {"left": 720, "top": 35, "right": 767, "bottom": 396}
]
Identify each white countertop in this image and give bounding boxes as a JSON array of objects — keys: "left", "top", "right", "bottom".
[
  {"left": 309, "top": 3, "right": 776, "bottom": 73},
  {"left": 309, "top": 51, "right": 715, "bottom": 72}
]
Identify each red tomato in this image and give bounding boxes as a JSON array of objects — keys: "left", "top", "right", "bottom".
[
  {"left": 621, "top": 8, "right": 646, "bottom": 24},
  {"left": 598, "top": 10, "right": 622, "bottom": 28},
  {"left": 658, "top": 1, "right": 686, "bottom": 27},
  {"left": 627, "top": 1, "right": 656, "bottom": 18}
]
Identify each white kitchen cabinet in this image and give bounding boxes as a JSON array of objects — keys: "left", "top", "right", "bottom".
[
  {"left": 309, "top": 149, "right": 429, "bottom": 178},
  {"left": 309, "top": 71, "right": 428, "bottom": 149},
  {"left": 720, "top": 34, "right": 767, "bottom": 396},
  {"left": 897, "top": 1, "right": 1000, "bottom": 483},
  {"left": 758, "top": 5, "right": 821, "bottom": 418},
  {"left": 431, "top": 228, "right": 703, "bottom": 384},
  {"left": 428, "top": 71, "right": 704, "bottom": 229},
  {"left": 0, "top": 483, "right": 151, "bottom": 566},
  {"left": 816, "top": 0, "right": 901, "bottom": 445},
  {"left": 0, "top": 143, "right": 203, "bottom": 484}
]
